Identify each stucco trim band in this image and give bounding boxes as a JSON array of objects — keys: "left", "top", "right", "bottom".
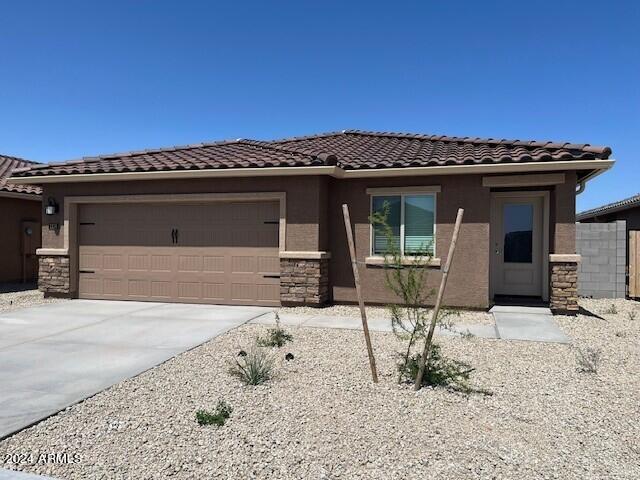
[
  {"left": 365, "top": 185, "right": 441, "bottom": 195},
  {"left": 279, "top": 251, "right": 331, "bottom": 260},
  {"left": 549, "top": 254, "right": 581, "bottom": 263},
  {"left": 36, "top": 248, "right": 69, "bottom": 256},
  {"left": 482, "top": 173, "right": 565, "bottom": 188},
  {"left": 365, "top": 256, "right": 441, "bottom": 267}
]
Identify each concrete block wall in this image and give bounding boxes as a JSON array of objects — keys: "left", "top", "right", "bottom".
[{"left": 576, "top": 221, "right": 626, "bottom": 298}]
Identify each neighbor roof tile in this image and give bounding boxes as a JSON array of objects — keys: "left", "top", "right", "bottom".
[{"left": 0, "top": 155, "right": 42, "bottom": 195}]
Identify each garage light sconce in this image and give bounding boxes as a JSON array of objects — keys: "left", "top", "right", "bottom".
[{"left": 45, "top": 197, "right": 59, "bottom": 216}]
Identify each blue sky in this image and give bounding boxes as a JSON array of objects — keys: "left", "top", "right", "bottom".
[{"left": 0, "top": 1, "right": 637, "bottom": 211}]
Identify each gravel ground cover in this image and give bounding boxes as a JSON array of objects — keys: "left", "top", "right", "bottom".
[
  {"left": 0, "top": 284, "right": 65, "bottom": 314},
  {"left": 279, "top": 304, "right": 495, "bottom": 326},
  {"left": 1, "top": 299, "right": 639, "bottom": 479}
]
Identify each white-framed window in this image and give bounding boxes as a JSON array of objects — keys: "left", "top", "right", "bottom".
[{"left": 370, "top": 193, "right": 436, "bottom": 257}]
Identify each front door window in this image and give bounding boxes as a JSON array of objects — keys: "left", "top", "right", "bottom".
[{"left": 503, "top": 203, "right": 533, "bottom": 263}]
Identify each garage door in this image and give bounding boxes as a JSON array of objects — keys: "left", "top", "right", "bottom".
[{"left": 78, "top": 201, "right": 281, "bottom": 306}]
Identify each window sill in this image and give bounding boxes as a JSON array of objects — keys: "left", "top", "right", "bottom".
[{"left": 365, "top": 256, "right": 441, "bottom": 267}]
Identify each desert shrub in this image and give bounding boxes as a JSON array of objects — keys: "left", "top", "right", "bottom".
[
  {"left": 575, "top": 346, "right": 601, "bottom": 373},
  {"left": 371, "top": 202, "right": 465, "bottom": 384},
  {"left": 603, "top": 303, "right": 618, "bottom": 315},
  {"left": 196, "top": 400, "right": 233, "bottom": 426},
  {"left": 229, "top": 344, "right": 275, "bottom": 385},
  {"left": 257, "top": 313, "right": 293, "bottom": 348},
  {"left": 628, "top": 310, "right": 637, "bottom": 322},
  {"left": 397, "top": 343, "right": 476, "bottom": 391},
  {"left": 460, "top": 328, "right": 475, "bottom": 340}
]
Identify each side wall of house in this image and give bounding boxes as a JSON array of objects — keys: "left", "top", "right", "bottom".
[{"left": 0, "top": 197, "right": 41, "bottom": 283}]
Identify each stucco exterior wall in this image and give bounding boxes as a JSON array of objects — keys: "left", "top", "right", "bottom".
[
  {"left": 551, "top": 171, "right": 577, "bottom": 254},
  {"left": 0, "top": 196, "right": 41, "bottom": 283},
  {"left": 327, "top": 174, "right": 491, "bottom": 309},
  {"left": 36, "top": 169, "right": 580, "bottom": 309},
  {"left": 40, "top": 176, "right": 328, "bottom": 253}
]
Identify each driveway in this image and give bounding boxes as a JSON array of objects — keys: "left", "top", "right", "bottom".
[{"left": 0, "top": 300, "right": 272, "bottom": 440}]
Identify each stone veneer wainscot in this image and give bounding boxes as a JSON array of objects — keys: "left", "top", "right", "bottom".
[
  {"left": 549, "top": 258, "right": 579, "bottom": 314},
  {"left": 280, "top": 255, "right": 330, "bottom": 306},
  {"left": 38, "top": 255, "right": 71, "bottom": 296}
]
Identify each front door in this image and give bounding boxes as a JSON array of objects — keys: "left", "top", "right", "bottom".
[{"left": 491, "top": 194, "right": 544, "bottom": 297}]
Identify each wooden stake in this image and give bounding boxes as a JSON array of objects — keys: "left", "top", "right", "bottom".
[
  {"left": 414, "top": 208, "right": 464, "bottom": 390},
  {"left": 342, "top": 203, "right": 379, "bottom": 383}
]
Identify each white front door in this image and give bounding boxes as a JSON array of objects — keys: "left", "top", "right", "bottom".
[{"left": 491, "top": 194, "right": 544, "bottom": 297}]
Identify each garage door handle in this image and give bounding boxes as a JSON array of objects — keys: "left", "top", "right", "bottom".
[
  {"left": 263, "top": 274, "right": 280, "bottom": 279},
  {"left": 79, "top": 270, "right": 95, "bottom": 274}
]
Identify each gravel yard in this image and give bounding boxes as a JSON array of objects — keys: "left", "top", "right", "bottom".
[
  {"left": 279, "top": 304, "right": 495, "bottom": 326},
  {"left": 1, "top": 298, "right": 639, "bottom": 479},
  {"left": 0, "top": 284, "right": 65, "bottom": 314}
]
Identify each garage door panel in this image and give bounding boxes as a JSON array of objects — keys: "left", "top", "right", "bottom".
[
  {"left": 78, "top": 202, "right": 280, "bottom": 306},
  {"left": 128, "top": 279, "right": 151, "bottom": 298},
  {"left": 257, "top": 256, "right": 280, "bottom": 273},
  {"left": 79, "top": 253, "right": 102, "bottom": 270},
  {"left": 203, "top": 256, "right": 225, "bottom": 273},
  {"left": 151, "top": 255, "right": 172, "bottom": 272}
]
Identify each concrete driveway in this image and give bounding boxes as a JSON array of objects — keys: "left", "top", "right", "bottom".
[{"left": 0, "top": 300, "right": 272, "bottom": 440}]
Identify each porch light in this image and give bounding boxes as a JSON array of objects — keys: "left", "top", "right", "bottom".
[{"left": 45, "top": 197, "right": 58, "bottom": 216}]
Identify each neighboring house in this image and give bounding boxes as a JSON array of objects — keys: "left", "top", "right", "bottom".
[
  {"left": 578, "top": 193, "right": 640, "bottom": 230},
  {"left": 577, "top": 193, "right": 640, "bottom": 298},
  {"left": 0, "top": 155, "right": 42, "bottom": 283},
  {"left": 9, "top": 130, "right": 614, "bottom": 313}
]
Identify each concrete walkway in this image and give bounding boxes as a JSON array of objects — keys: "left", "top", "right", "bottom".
[
  {"left": 0, "top": 300, "right": 271, "bottom": 440},
  {"left": 252, "top": 307, "right": 570, "bottom": 343},
  {"left": 251, "top": 311, "right": 500, "bottom": 339},
  {"left": 491, "top": 305, "right": 570, "bottom": 343}
]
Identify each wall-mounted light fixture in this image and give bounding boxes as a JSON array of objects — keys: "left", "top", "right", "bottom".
[{"left": 45, "top": 197, "right": 58, "bottom": 216}]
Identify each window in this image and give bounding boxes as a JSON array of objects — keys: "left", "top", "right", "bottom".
[
  {"left": 371, "top": 194, "right": 435, "bottom": 256},
  {"left": 503, "top": 203, "right": 533, "bottom": 263}
]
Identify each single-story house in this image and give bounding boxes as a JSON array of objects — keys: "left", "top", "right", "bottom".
[
  {"left": 0, "top": 155, "right": 42, "bottom": 283},
  {"left": 577, "top": 193, "right": 640, "bottom": 298},
  {"left": 9, "top": 130, "right": 614, "bottom": 313}
]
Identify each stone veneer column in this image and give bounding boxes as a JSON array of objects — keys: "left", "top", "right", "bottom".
[
  {"left": 549, "top": 255, "right": 579, "bottom": 314},
  {"left": 38, "top": 255, "right": 71, "bottom": 296},
  {"left": 280, "top": 254, "right": 330, "bottom": 306}
]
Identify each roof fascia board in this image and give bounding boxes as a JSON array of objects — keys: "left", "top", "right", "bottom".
[
  {"left": 0, "top": 191, "right": 42, "bottom": 201},
  {"left": 8, "top": 166, "right": 340, "bottom": 184},
  {"left": 338, "top": 159, "right": 614, "bottom": 178},
  {"left": 8, "top": 159, "right": 614, "bottom": 184}
]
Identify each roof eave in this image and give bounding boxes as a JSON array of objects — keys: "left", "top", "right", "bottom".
[
  {"left": 0, "top": 190, "right": 43, "bottom": 201},
  {"left": 8, "top": 159, "right": 614, "bottom": 185}
]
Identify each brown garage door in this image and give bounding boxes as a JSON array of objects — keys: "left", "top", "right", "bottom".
[{"left": 78, "top": 201, "right": 281, "bottom": 306}]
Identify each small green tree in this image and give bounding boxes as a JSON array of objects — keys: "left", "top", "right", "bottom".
[{"left": 370, "top": 202, "right": 456, "bottom": 381}]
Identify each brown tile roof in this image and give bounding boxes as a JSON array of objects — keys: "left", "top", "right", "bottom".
[
  {"left": 10, "top": 130, "right": 612, "bottom": 179},
  {"left": 577, "top": 193, "right": 640, "bottom": 220},
  {"left": 272, "top": 130, "right": 612, "bottom": 170},
  {"left": 0, "top": 155, "right": 42, "bottom": 195},
  {"left": 12, "top": 140, "right": 335, "bottom": 178}
]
